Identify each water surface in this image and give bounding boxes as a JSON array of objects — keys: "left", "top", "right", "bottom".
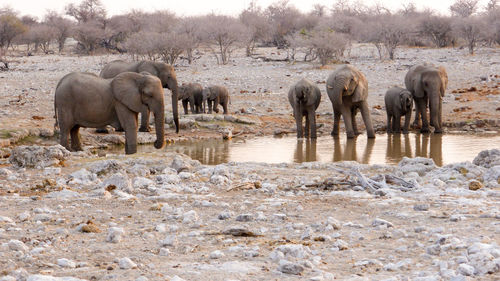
[{"left": 161, "top": 133, "right": 500, "bottom": 166}]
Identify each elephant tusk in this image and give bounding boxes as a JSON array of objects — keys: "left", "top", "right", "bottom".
[{"left": 327, "top": 85, "right": 334, "bottom": 89}]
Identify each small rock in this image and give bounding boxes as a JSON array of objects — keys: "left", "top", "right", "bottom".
[
  {"left": 118, "top": 257, "right": 137, "bottom": 269},
  {"left": 160, "top": 235, "right": 176, "bottom": 246},
  {"left": 159, "top": 248, "right": 170, "bottom": 256},
  {"left": 235, "top": 213, "right": 253, "bottom": 222},
  {"left": 457, "top": 263, "right": 475, "bottom": 276},
  {"left": 414, "top": 204, "right": 430, "bottom": 211},
  {"left": 468, "top": 180, "right": 483, "bottom": 190},
  {"left": 277, "top": 260, "right": 304, "bottom": 275},
  {"left": 426, "top": 244, "right": 441, "bottom": 255},
  {"left": 372, "top": 218, "right": 394, "bottom": 228},
  {"left": 8, "top": 239, "right": 28, "bottom": 252},
  {"left": 106, "top": 227, "right": 124, "bottom": 243},
  {"left": 57, "top": 258, "right": 76, "bottom": 268},
  {"left": 218, "top": 212, "right": 231, "bottom": 220},
  {"left": 223, "top": 227, "right": 259, "bottom": 237},
  {"left": 210, "top": 250, "right": 225, "bottom": 259}
]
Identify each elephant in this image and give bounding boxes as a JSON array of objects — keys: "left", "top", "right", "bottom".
[
  {"left": 326, "top": 65, "right": 375, "bottom": 138},
  {"left": 203, "top": 85, "right": 230, "bottom": 114},
  {"left": 54, "top": 72, "right": 165, "bottom": 154},
  {"left": 99, "top": 60, "right": 179, "bottom": 133},
  {"left": 332, "top": 137, "right": 375, "bottom": 163},
  {"left": 288, "top": 78, "right": 321, "bottom": 138},
  {"left": 404, "top": 64, "right": 448, "bottom": 133},
  {"left": 384, "top": 86, "right": 413, "bottom": 134},
  {"left": 178, "top": 82, "right": 203, "bottom": 114}
]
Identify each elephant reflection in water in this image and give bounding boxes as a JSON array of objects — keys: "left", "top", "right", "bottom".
[
  {"left": 386, "top": 134, "right": 413, "bottom": 164},
  {"left": 294, "top": 139, "right": 318, "bottom": 162},
  {"left": 332, "top": 137, "right": 375, "bottom": 163},
  {"left": 172, "top": 140, "right": 230, "bottom": 165},
  {"left": 414, "top": 133, "right": 443, "bottom": 166}
]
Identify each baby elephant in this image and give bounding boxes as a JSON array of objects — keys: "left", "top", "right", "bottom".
[
  {"left": 288, "top": 78, "right": 321, "bottom": 138},
  {"left": 178, "top": 82, "right": 203, "bottom": 114},
  {"left": 203, "top": 85, "right": 230, "bottom": 114},
  {"left": 384, "top": 87, "right": 413, "bottom": 134}
]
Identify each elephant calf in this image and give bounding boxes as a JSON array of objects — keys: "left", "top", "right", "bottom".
[
  {"left": 203, "top": 85, "right": 230, "bottom": 114},
  {"left": 54, "top": 72, "right": 166, "bottom": 154},
  {"left": 384, "top": 87, "right": 413, "bottom": 134},
  {"left": 178, "top": 83, "right": 204, "bottom": 114},
  {"left": 288, "top": 78, "right": 321, "bottom": 138}
]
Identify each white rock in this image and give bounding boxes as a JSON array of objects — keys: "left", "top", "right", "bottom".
[
  {"left": 273, "top": 244, "right": 309, "bottom": 259},
  {"left": 43, "top": 167, "right": 61, "bottom": 176},
  {"left": 8, "top": 239, "right": 28, "bottom": 252},
  {"left": 106, "top": 227, "right": 124, "bottom": 243},
  {"left": 182, "top": 210, "right": 198, "bottom": 224},
  {"left": 156, "top": 174, "right": 180, "bottom": 184},
  {"left": 101, "top": 173, "right": 132, "bottom": 193},
  {"left": 398, "top": 157, "right": 436, "bottom": 175},
  {"left": 333, "top": 239, "right": 349, "bottom": 250},
  {"left": 210, "top": 250, "right": 225, "bottom": 259},
  {"left": 57, "top": 258, "right": 76, "bottom": 268},
  {"left": 160, "top": 235, "right": 176, "bottom": 247},
  {"left": 118, "top": 257, "right": 137, "bottom": 269},
  {"left": 277, "top": 260, "right": 304, "bottom": 275},
  {"left": 159, "top": 247, "right": 171, "bottom": 256},
  {"left": 133, "top": 177, "right": 154, "bottom": 189},
  {"left": 27, "top": 275, "right": 86, "bottom": 281},
  {"left": 372, "top": 218, "right": 394, "bottom": 228},
  {"left": 457, "top": 264, "right": 475, "bottom": 276},
  {"left": 170, "top": 276, "right": 186, "bottom": 281},
  {"left": 0, "top": 216, "right": 13, "bottom": 223},
  {"left": 155, "top": 224, "right": 167, "bottom": 233},
  {"left": 9, "top": 145, "right": 70, "bottom": 168},
  {"left": 473, "top": 149, "right": 500, "bottom": 168}
]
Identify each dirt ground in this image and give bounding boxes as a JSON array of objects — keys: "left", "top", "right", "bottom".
[{"left": 0, "top": 45, "right": 499, "bottom": 281}]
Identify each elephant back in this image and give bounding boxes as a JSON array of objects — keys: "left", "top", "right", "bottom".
[{"left": 100, "top": 60, "right": 135, "bottom": 79}]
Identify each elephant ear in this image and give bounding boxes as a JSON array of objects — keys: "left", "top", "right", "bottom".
[
  {"left": 438, "top": 66, "right": 448, "bottom": 97},
  {"left": 111, "top": 73, "right": 146, "bottom": 113},
  {"left": 352, "top": 73, "right": 367, "bottom": 103},
  {"left": 413, "top": 74, "right": 424, "bottom": 98},
  {"left": 137, "top": 61, "right": 159, "bottom": 77}
]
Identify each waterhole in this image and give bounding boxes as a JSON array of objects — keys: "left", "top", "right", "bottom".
[{"left": 126, "top": 132, "right": 500, "bottom": 166}]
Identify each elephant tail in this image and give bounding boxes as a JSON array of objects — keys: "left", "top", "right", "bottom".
[{"left": 53, "top": 98, "right": 59, "bottom": 130}]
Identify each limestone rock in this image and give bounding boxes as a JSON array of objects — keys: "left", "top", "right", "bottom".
[{"left": 9, "top": 145, "right": 70, "bottom": 168}]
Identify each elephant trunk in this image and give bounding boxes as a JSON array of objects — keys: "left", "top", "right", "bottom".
[
  {"left": 152, "top": 102, "right": 165, "bottom": 149},
  {"left": 333, "top": 76, "right": 348, "bottom": 106},
  {"left": 168, "top": 78, "right": 179, "bottom": 133}
]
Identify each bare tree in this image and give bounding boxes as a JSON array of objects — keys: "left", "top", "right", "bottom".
[
  {"left": 73, "top": 20, "right": 106, "bottom": 54},
  {"left": 239, "top": 1, "right": 270, "bottom": 56},
  {"left": 44, "top": 11, "right": 74, "bottom": 53},
  {"left": 363, "top": 14, "right": 409, "bottom": 60},
  {"left": 22, "top": 24, "right": 56, "bottom": 54},
  {"left": 201, "top": 14, "right": 245, "bottom": 64},
  {"left": 484, "top": 0, "right": 500, "bottom": 45},
  {"left": 125, "top": 31, "right": 161, "bottom": 61},
  {"left": 453, "top": 16, "right": 484, "bottom": 54},
  {"left": 450, "top": 0, "right": 479, "bottom": 17},
  {"left": 419, "top": 16, "right": 454, "bottom": 47},
  {"left": 311, "top": 4, "right": 327, "bottom": 17},
  {"left": 65, "top": 0, "right": 106, "bottom": 23},
  {"left": 309, "top": 26, "right": 349, "bottom": 65},
  {"left": 265, "top": 0, "right": 301, "bottom": 48},
  {"left": 157, "top": 31, "right": 189, "bottom": 64},
  {"left": 176, "top": 17, "right": 203, "bottom": 64},
  {"left": 140, "top": 10, "right": 178, "bottom": 33},
  {"left": 0, "top": 8, "right": 26, "bottom": 50}
]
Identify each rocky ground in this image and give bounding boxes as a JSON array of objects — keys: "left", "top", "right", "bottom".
[{"left": 0, "top": 45, "right": 499, "bottom": 280}]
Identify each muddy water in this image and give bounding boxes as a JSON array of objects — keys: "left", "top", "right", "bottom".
[{"left": 161, "top": 133, "right": 500, "bottom": 166}]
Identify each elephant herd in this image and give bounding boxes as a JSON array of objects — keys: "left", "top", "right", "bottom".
[
  {"left": 54, "top": 60, "right": 230, "bottom": 154},
  {"left": 289, "top": 63, "right": 448, "bottom": 139}
]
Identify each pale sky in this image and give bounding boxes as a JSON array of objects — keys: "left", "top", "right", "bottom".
[{"left": 1, "top": 0, "right": 491, "bottom": 19}]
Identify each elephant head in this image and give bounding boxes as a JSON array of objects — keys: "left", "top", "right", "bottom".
[
  {"left": 412, "top": 67, "right": 447, "bottom": 99},
  {"left": 294, "top": 79, "right": 314, "bottom": 105},
  {"left": 328, "top": 65, "right": 367, "bottom": 106},
  {"left": 399, "top": 90, "right": 413, "bottom": 114},
  {"left": 111, "top": 72, "right": 165, "bottom": 149},
  {"left": 137, "top": 61, "right": 179, "bottom": 133}
]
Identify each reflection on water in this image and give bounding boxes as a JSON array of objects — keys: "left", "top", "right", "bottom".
[{"left": 159, "top": 133, "right": 500, "bottom": 166}]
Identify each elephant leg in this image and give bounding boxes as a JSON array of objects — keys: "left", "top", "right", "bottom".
[
  {"left": 393, "top": 113, "right": 401, "bottom": 134},
  {"left": 341, "top": 107, "right": 355, "bottom": 138},
  {"left": 417, "top": 99, "right": 430, "bottom": 133},
  {"left": 360, "top": 103, "right": 375, "bottom": 138},
  {"left": 139, "top": 107, "right": 151, "bottom": 133},
  {"left": 213, "top": 103, "right": 219, "bottom": 114},
  {"left": 116, "top": 105, "right": 138, "bottom": 154},
  {"left": 331, "top": 110, "right": 341, "bottom": 136},
  {"left": 294, "top": 108, "right": 303, "bottom": 138},
  {"left": 70, "top": 125, "right": 83, "bottom": 151},
  {"left": 222, "top": 101, "right": 228, "bottom": 115},
  {"left": 304, "top": 112, "right": 310, "bottom": 138},
  {"left": 403, "top": 112, "right": 411, "bottom": 134},
  {"left": 182, "top": 99, "right": 189, "bottom": 115},
  {"left": 207, "top": 100, "right": 213, "bottom": 114},
  {"left": 59, "top": 124, "right": 71, "bottom": 151},
  {"left": 351, "top": 109, "right": 359, "bottom": 135},
  {"left": 412, "top": 101, "right": 421, "bottom": 128},
  {"left": 189, "top": 96, "right": 195, "bottom": 114},
  {"left": 308, "top": 109, "right": 317, "bottom": 139},
  {"left": 386, "top": 112, "right": 393, "bottom": 134}
]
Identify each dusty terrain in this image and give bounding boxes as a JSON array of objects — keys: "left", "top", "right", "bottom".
[{"left": 0, "top": 45, "right": 499, "bottom": 281}]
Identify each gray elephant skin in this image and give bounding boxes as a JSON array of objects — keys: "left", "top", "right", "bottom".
[
  {"left": 178, "top": 82, "right": 204, "bottom": 114},
  {"left": 384, "top": 86, "right": 413, "bottom": 134},
  {"left": 203, "top": 85, "right": 230, "bottom": 114},
  {"left": 326, "top": 65, "right": 375, "bottom": 138},
  {"left": 288, "top": 78, "right": 321, "bottom": 138},
  {"left": 404, "top": 64, "right": 448, "bottom": 133},
  {"left": 55, "top": 72, "right": 165, "bottom": 154},
  {"left": 100, "top": 60, "right": 179, "bottom": 133}
]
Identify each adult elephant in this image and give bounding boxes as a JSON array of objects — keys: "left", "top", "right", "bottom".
[
  {"left": 288, "top": 78, "right": 321, "bottom": 138},
  {"left": 404, "top": 64, "right": 448, "bottom": 133},
  {"left": 203, "top": 85, "right": 229, "bottom": 114},
  {"left": 178, "top": 82, "right": 203, "bottom": 114},
  {"left": 326, "top": 65, "right": 375, "bottom": 138},
  {"left": 55, "top": 72, "right": 165, "bottom": 154},
  {"left": 100, "top": 60, "right": 179, "bottom": 133}
]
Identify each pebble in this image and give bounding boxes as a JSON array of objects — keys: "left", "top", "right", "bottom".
[
  {"left": 235, "top": 213, "right": 253, "bottom": 222},
  {"left": 209, "top": 250, "right": 225, "bottom": 259},
  {"left": 372, "top": 218, "right": 394, "bottom": 228},
  {"left": 457, "top": 263, "right": 475, "bottom": 276},
  {"left": 414, "top": 204, "right": 430, "bottom": 211},
  {"left": 118, "top": 257, "right": 137, "bottom": 269},
  {"left": 106, "top": 227, "right": 124, "bottom": 243},
  {"left": 57, "top": 258, "right": 76, "bottom": 268},
  {"left": 277, "top": 260, "right": 304, "bottom": 275}
]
